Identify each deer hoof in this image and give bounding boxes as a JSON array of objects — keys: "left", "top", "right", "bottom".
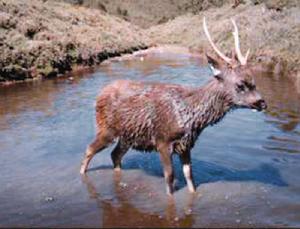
[
  {"left": 114, "top": 166, "right": 121, "bottom": 172},
  {"left": 80, "top": 167, "right": 86, "bottom": 174}
]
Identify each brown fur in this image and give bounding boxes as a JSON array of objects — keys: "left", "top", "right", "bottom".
[{"left": 80, "top": 54, "right": 267, "bottom": 195}]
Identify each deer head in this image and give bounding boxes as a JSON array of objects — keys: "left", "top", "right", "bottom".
[{"left": 203, "top": 17, "right": 267, "bottom": 111}]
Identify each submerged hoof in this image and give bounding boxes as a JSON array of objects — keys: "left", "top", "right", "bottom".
[{"left": 114, "top": 167, "right": 121, "bottom": 172}]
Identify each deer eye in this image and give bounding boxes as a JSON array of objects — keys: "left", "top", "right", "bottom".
[{"left": 236, "top": 84, "right": 245, "bottom": 93}]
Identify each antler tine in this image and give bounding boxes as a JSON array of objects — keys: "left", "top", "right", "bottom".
[
  {"left": 244, "top": 48, "right": 250, "bottom": 62},
  {"left": 203, "top": 17, "right": 232, "bottom": 64},
  {"left": 231, "top": 18, "right": 249, "bottom": 65}
]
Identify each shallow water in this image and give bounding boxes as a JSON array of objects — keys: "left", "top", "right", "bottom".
[{"left": 0, "top": 53, "right": 300, "bottom": 227}]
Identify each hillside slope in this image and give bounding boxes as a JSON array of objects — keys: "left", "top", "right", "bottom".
[
  {"left": 1, "top": 0, "right": 300, "bottom": 84},
  {"left": 147, "top": 1, "right": 300, "bottom": 77},
  {"left": 0, "top": 0, "right": 148, "bottom": 83},
  {"left": 62, "top": 0, "right": 227, "bottom": 28}
]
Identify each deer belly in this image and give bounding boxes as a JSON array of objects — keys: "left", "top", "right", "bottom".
[
  {"left": 118, "top": 114, "right": 156, "bottom": 152},
  {"left": 124, "top": 134, "right": 156, "bottom": 152}
]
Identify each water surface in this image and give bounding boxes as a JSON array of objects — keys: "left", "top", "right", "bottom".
[{"left": 0, "top": 52, "right": 300, "bottom": 227}]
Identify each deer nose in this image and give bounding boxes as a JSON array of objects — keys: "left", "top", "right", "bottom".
[
  {"left": 259, "top": 99, "right": 267, "bottom": 110},
  {"left": 254, "top": 99, "right": 267, "bottom": 111}
]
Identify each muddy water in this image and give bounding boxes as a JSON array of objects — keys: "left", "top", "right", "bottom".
[{"left": 0, "top": 52, "right": 300, "bottom": 227}]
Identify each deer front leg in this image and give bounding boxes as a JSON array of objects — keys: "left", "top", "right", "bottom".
[
  {"left": 158, "top": 143, "right": 174, "bottom": 196},
  {"left": 179, "top": 152, "right": 196, "bottom": 193}
]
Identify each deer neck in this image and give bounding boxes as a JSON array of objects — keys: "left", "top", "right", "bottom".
[{"left": 189, "top": 79, "right": 234, "bottom": 128}]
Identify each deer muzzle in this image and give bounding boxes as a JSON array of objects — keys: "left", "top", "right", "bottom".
[{"left": 252, "top": 99, "right": 267, "bottom": 111}]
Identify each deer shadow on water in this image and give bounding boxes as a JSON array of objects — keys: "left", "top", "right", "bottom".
[{"left": 88, "top": 151, "right": 288, "bottom": 191}]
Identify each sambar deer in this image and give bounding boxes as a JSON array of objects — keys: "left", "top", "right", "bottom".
[{"left": 80, "top": 18, "right": 267, "bottom": 195}]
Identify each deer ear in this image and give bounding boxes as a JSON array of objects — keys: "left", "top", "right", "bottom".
[{"left": 206, "top": 53, "right": 223, "bottom": 81}]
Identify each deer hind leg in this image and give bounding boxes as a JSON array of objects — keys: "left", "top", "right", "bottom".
[
  {"left": 179, "top": 152, "right": 196, "bottom": 193},
  {"left": 158, "top": 143, "right": 175, "bottom": 196},
  {"left": 80, "top": 132, "right": 113, "bottom": 174},
  {"left": 111, "top": 140, "right": 129, "bottom": 171}
]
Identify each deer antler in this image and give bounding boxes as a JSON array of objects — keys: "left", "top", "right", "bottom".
[
  {"left": 203, "top": 17, "right": 232, "bottom": 64},
  {"left": 231, "top": 19, "right": 249, "bottom": 65}
]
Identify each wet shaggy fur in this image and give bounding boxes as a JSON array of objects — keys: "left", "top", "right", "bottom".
[{"left": 96, "top": 79, "right": 233, "bottom": 154}]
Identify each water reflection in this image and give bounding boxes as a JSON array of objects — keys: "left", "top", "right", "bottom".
[
  {"left": 254, "top": 71, "right": 300, "bottom": 133},
  {"left": 82, "top": 173, "right": 195, "bottom": 228}
]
